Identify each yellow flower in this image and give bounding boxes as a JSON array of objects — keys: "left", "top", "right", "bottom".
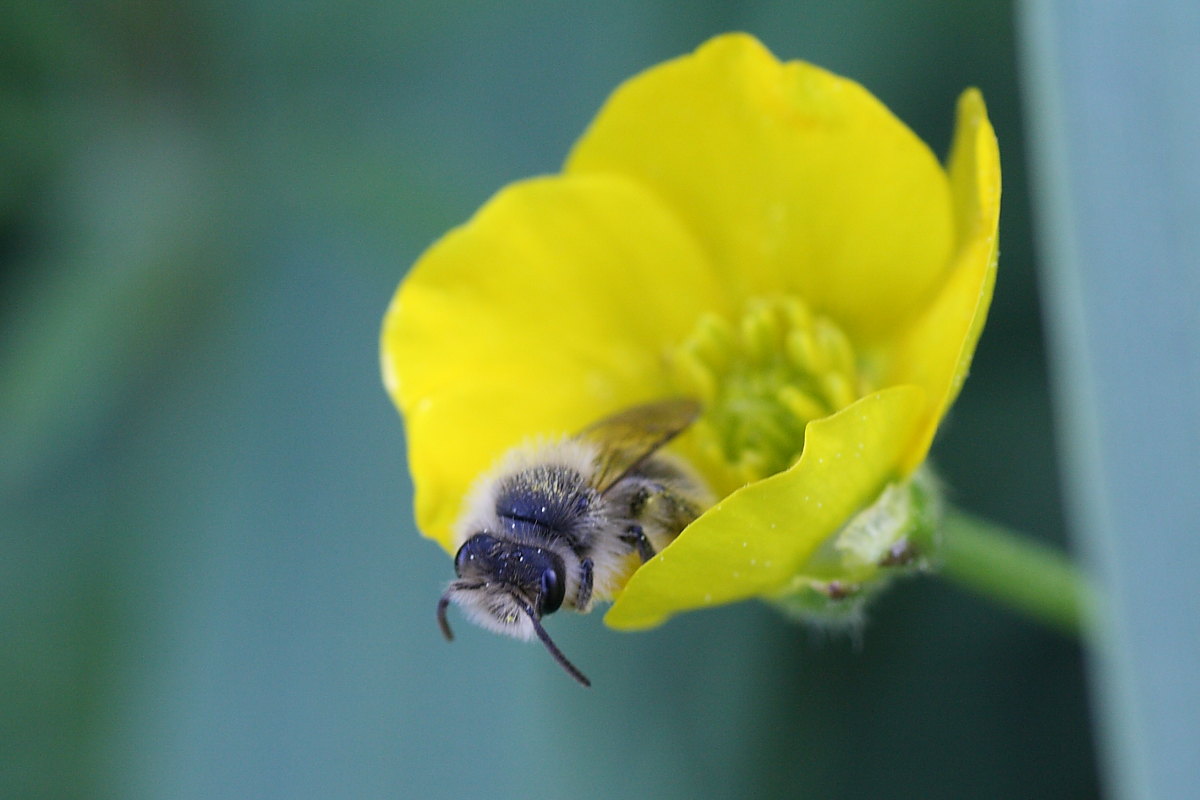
[{"left": 382, "top": 33, "right": 1000, "bottom": 630}]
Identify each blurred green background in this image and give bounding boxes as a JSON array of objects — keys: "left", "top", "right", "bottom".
[{"left": 2, "top": 2, "right": 1098, "bottom": 798}]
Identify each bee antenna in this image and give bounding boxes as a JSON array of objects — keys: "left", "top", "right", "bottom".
[
  {"left": 514, "top": 596, "right": 592, "bottom": 688},
  {"left": 436, "top": 591, "right": 455, "bottom": 641}
]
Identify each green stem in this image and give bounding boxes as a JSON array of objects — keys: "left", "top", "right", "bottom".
[{"left": 932, "top": 508, "right": 1092, "bottom": 637}]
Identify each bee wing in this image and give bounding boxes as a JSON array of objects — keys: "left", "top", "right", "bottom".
[{"left": 576, "top": 399, "right": 701, "bottom": 495}]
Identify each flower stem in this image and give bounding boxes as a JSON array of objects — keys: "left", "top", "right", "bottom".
[{"left": 932, "top": 508, "right": 1092, "bottom": 637}]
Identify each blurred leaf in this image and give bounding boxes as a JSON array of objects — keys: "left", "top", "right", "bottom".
[{"left": 0, "top": 113, "right": 227, "bottom": 495}]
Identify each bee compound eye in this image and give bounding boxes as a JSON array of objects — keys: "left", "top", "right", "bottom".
[
  {"left": 453, "top": 542, "right": 471, "bottom": 576},
  {"left": 539, "top": 568, "right": 565, "bottom": 615}
]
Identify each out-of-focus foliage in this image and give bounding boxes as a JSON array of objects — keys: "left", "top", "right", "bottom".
[{"left": 1, "top": 2, "right": 1096, "bottom": 798}]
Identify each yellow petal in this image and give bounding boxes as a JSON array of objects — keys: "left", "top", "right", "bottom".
[
  {"left": 566, "top": 32, "right": 954, "bottom": 343},
  {"left": 878, "top": 89, "right": 1001, "bottom": 472},
  {"left": 381, "top": 174, "right": 728, "bottom": 551},
  {"left": 605, "top": 384, "right": 926, "bottom": 630}
]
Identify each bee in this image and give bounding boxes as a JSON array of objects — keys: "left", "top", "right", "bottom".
[{"left": 436, "top": 399, "right": 710, "bottom": 687}]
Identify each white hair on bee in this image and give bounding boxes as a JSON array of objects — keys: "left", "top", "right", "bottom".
[
  {"left": 437, "top": 575, "right": 593, "bottom": 687},
  {"left": 440, "top": 580, "right": 536, "bottom": 640}
]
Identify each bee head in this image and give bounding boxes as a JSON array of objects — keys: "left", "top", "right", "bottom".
[{"left": 436, "top": 533, "right": 589, "bottom": 687}]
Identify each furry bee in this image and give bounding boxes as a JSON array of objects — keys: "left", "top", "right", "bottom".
[{"left": 436, "top": 399, "right": 710, "bottom": 687}]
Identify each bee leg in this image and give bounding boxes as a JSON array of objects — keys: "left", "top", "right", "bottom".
[
  {"left": 648, "top": 485, "right": 701, "bottom": 531},
  {"left": 630, "top": 482, "right": 700, "bottom": 541},
  {"left": 620, "top": 524, "right": 657, "bottom": 563},
  {"left": 576, "top": 558, "right": 594, "bottom": 612},
  {"left": 629, "top": 486, "right": 651, "bottom": 517}
]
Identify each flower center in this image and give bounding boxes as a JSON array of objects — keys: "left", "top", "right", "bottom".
[{"left": 670, "top": 296, "right": 869, "bottom": 484}]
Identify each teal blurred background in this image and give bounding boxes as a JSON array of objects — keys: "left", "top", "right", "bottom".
[{"left": 2, "top": 2, "right": 1098, "bottom": 798}]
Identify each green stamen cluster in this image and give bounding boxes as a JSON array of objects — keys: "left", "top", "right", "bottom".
[{"left": 671, "top": 296, "right": 869, "bottom": 484}]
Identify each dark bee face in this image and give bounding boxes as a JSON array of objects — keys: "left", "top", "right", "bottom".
[
  {"left": 439, "top": 533, "right": 588, "bottom": 686},
  {"left": 453, "top": 533, "right": 566, "bottom": 615}
]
